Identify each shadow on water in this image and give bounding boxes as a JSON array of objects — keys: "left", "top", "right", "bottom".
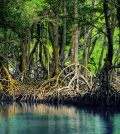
[
  {"left": 0, "top": 102, "right": 120, "bottom": 134},
  {"left": 77, "top": 105, "right": 120, "bottom": 134}
]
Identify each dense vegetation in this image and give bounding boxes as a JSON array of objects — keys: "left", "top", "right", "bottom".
[{"left": 0, "top": 0, "right": 120, "bottom": 105}]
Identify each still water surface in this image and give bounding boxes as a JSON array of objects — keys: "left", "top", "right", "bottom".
[{"left": 0, "top": 103, "right": 120, "bottom": 134}]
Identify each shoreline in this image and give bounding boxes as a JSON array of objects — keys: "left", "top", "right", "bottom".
[{"left": 1, "top": 89, "right": 120, "bottom": 106}]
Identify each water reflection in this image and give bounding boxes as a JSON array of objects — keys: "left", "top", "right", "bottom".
[{"left": 0, "top": 103, "right": 120, "bottom": 134}]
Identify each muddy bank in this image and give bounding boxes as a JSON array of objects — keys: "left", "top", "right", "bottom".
[{"left": 1, "top": 86, "right": 120, "bottom": 106}]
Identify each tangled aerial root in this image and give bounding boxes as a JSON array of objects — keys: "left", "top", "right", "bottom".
[
  {"left": 35, "top": 65, "right": 120, "bottom": 105},
  {"left": 34, "top": 63, "right": 94, "bottom": 103},
  {"left": 0, "top": 64, "right": 120, "bottom": 106},
  {"left": 0, "top": 65, "right": 20, "bottom": 93}
]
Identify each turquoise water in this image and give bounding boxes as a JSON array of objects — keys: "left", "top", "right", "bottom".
[{"left": 0, "top": 103, "right": 120, "bottom": 134}]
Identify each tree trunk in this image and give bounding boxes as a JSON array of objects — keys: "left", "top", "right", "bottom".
[
  {"left": 103, "top": 0, "right": 113, "bottom": 66},
  {"left": 52, "top": 12, "right": 59, "bottom": 79},
  {"left": 74, "top": 0, "right": 79, "bottom": 91},
  {"left": 84, "top": 27, "right": 88, "bottom": 79},
  {"left": 20, "top": 33, "right": 27, "bottom": 73},
  {"left": 27, "top": 28, "right": 31, "bottom": 63},
  {"left": 4, "top": 28, "right": 8, "bottom": 69},
  {"left": 70, "top": 34, "right": 75, "bottom": 63},
  {"left": 101, "top": 0, "right": 113, "bottom": 89},
  {"left": 46, "top": 20, "right": 51, "bottom": 80},
  {"left": 59, "top": 0, "right": 67, "bottom": 66}
]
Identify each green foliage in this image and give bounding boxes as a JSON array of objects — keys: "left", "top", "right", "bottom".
[{"left": 0, "top": 0, "right": 119, "bottom": 76}]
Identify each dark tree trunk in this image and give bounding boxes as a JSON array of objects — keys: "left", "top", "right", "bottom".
[
  {"left": 53, "top": 12, "right": 59, "bottom": 79},
  {"left": 103, "top": 0, "right": 113, "bottom": 66},
  {"left": 117, "top": 0, "right": 120, "bottom": 28},
  {"left": 59, "top": 0, "right": 67, "bottom": 66},
  {"left": 100, "top": 0, "right": 114, "bottom": 89},
  {"left": 20, "top": 33, "right": 27, "bottom": 73}
]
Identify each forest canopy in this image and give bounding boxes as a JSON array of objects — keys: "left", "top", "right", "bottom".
[{"left": 0, "top": 0, "right": 120, "bottom": 105}]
